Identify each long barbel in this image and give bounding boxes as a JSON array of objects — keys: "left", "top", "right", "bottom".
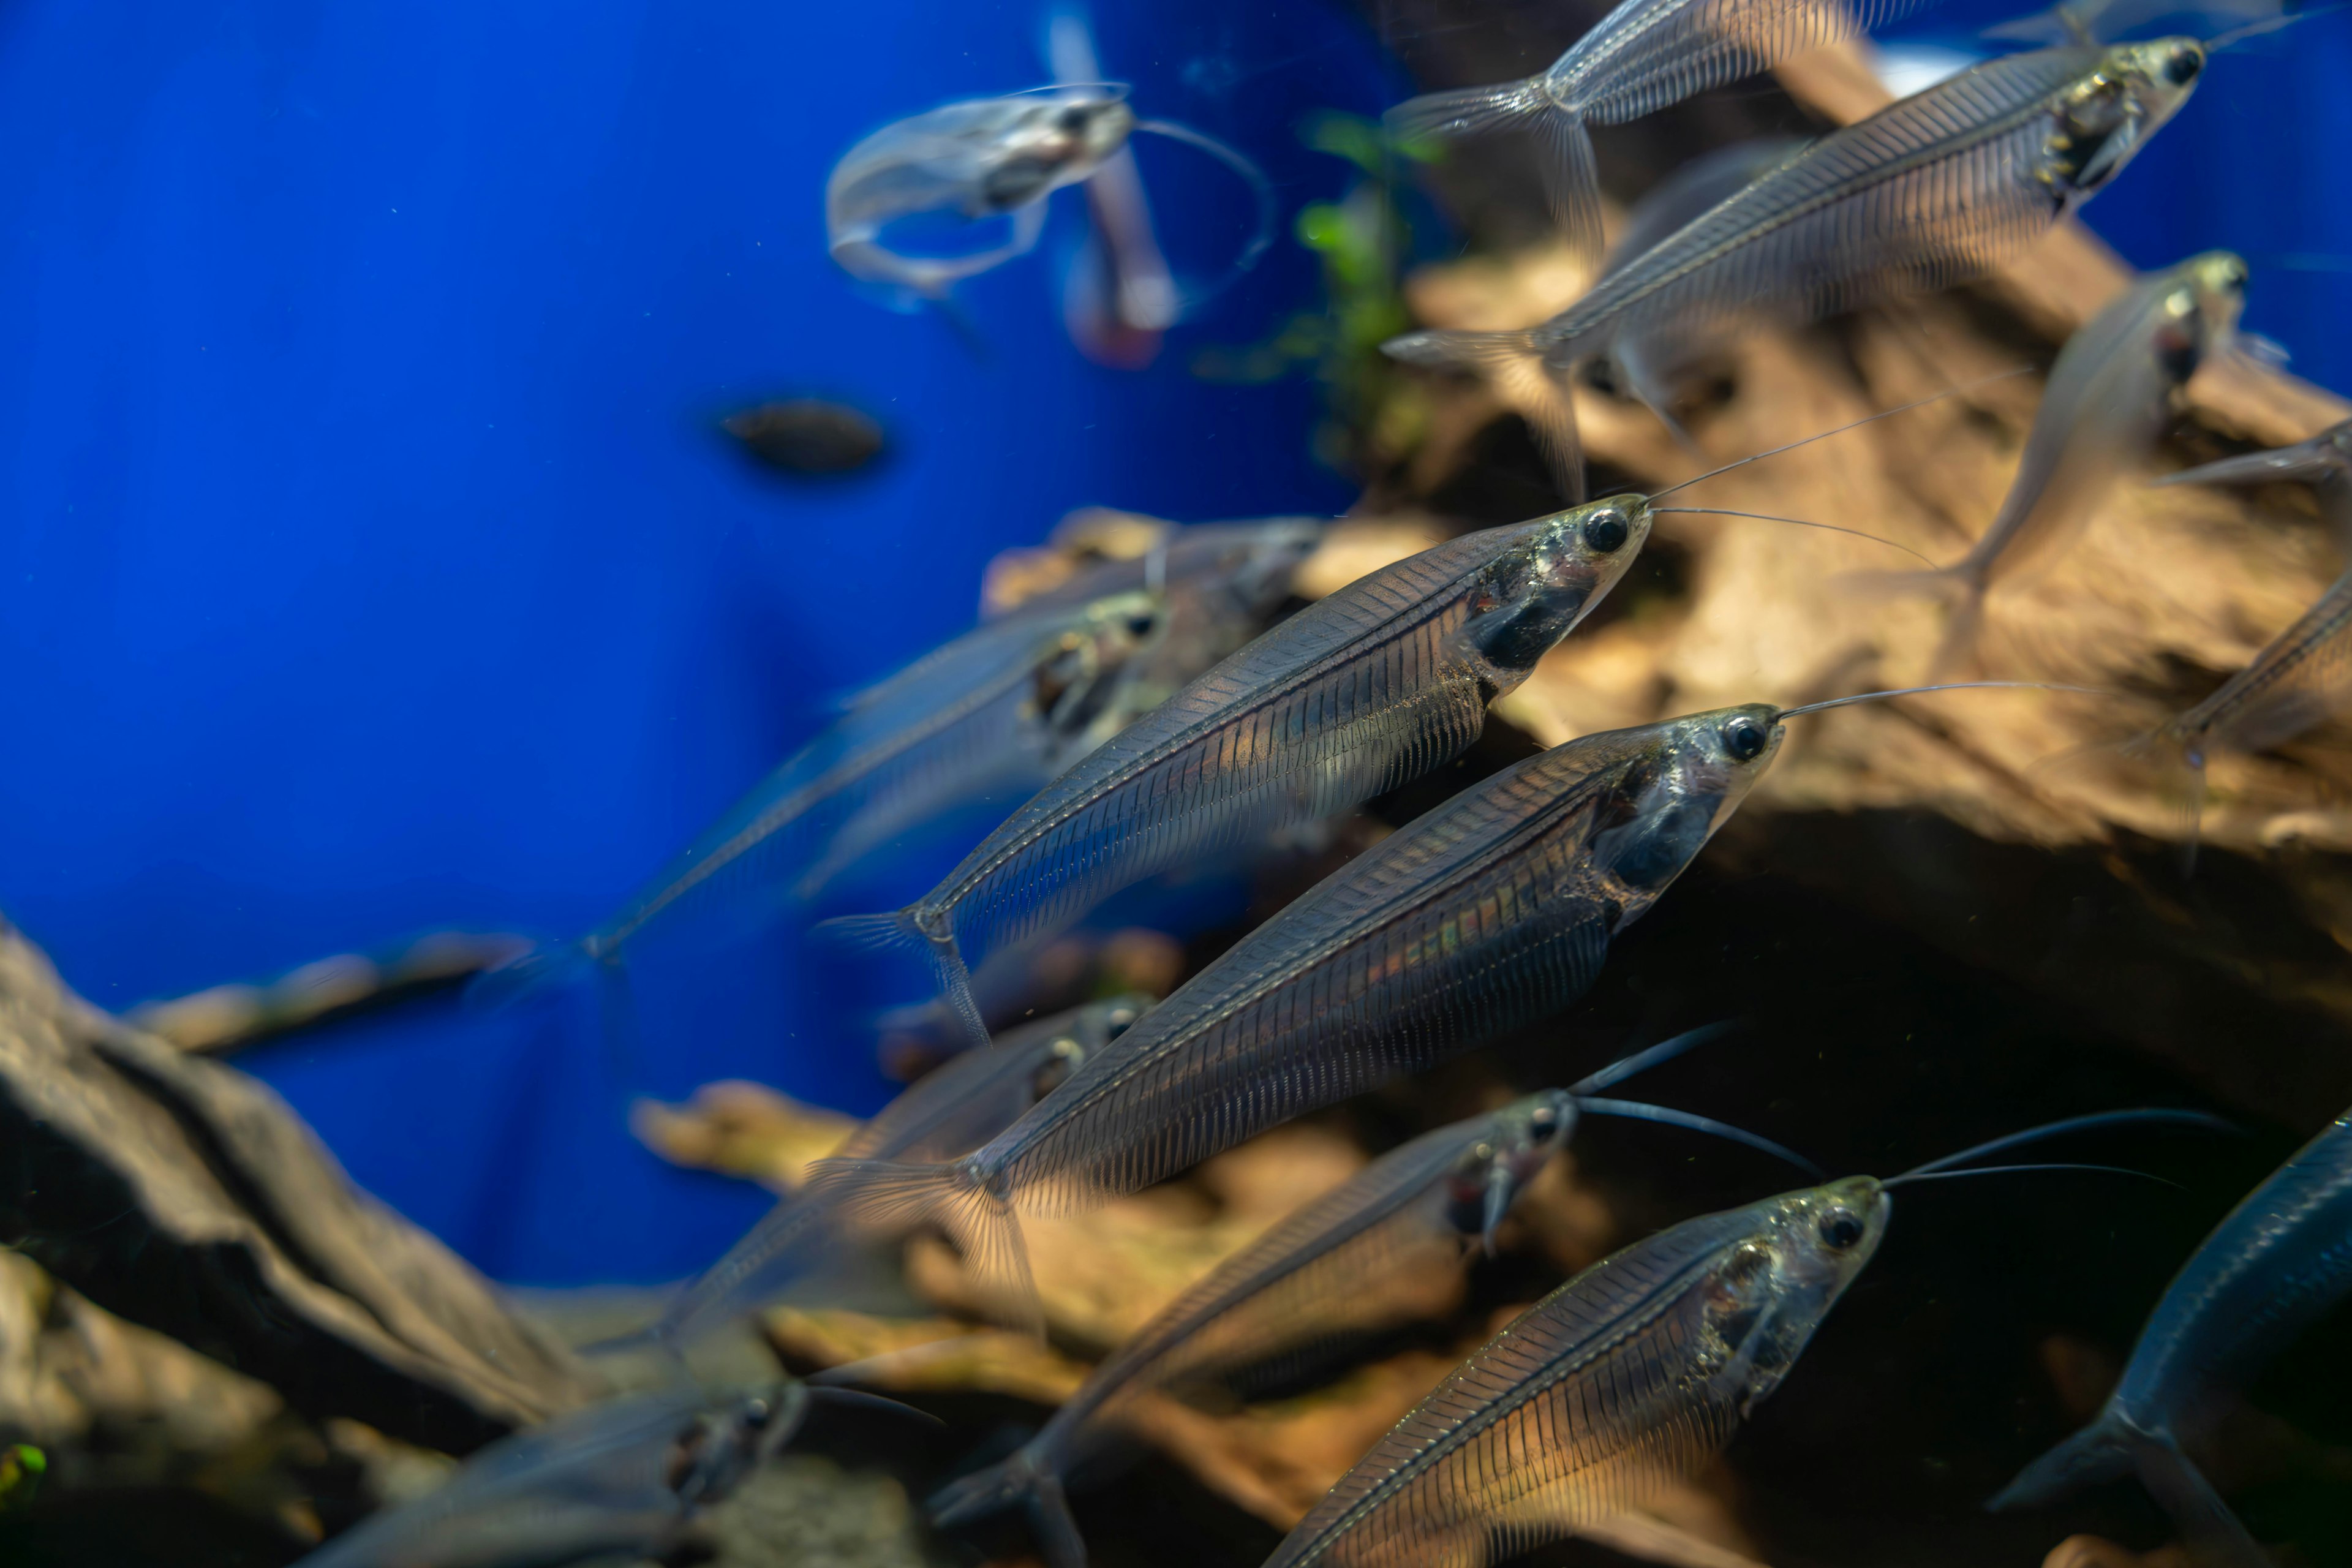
[
  {"left": 823, "top": 499, "right": 1658, "bottom": 1049},
  {"left": 1385, "top": 40, "right": 2206, "bottom": 494},
  {"left": 805, "top": 701, "right": 1790, "bottom": 1318}
]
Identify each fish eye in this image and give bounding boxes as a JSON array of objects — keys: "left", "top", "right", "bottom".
[
  {"left": 1582, "top": 509, "right": 1630, "bottom": 554},
  {"left": 742, "top": 1400, "right": 773, "bottom": 1428},
  {"left": 1721, "top": 714, "right": 1768, "bottom": 761},
  {"left": 1057, "top": 104, "right": 1095, "bottom": 133},
  {"left": 1529, "top": 1104, "right": 1557, "bottom": 1128},
  {"left": 1125, "top": 612, "right": 1157, "bottom": 638},
  {"left": 1472, "top": 1141, "right": 1494, "bottom": 1162},
  {"left": 2163, "top": 47, "right": 2202, "bottom": 85},
  {"left": 1817, "top": 1207, "right": 1866, "bottom": 1251}
]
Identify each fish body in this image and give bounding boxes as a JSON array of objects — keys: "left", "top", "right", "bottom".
[
  {"left": 472, "top": 589, "right": 1174, "bottom": 1006},
  {"left": 927, "top": 1093, "right": 1583, "bottom": 1568},
  {"left": 1387, "top": 0, "right": 1935, "bottom": 265},
  {"left": 1991, "top": 1109, "right": 2352, "bottom": 1565},
  {"left": 1264, "top": 1177, "right": 1886, "bottom": 1568},
  {"left": 295, "top": 1385, "right": 806, "bottom": 1568},
  {"left": 643, "top": 998, "right": 1145, "bottom": 1352},
  {"left": 1385, "top": 41, "right": 2206, "bottom": 489},
  {"left": 1046, "top": 4, "right": 1178, "bottom": 365},
  {"left": 1593, "top": 137, "right": 1806, "bottom": 441},
  {"left": 1891, "top": 251, "right": 2247, "bottom": 668},
  {"left": 828, "top": 499, "right": 1656, "bottom": 1047},
  {"left": 807, "top": 702, "right": 1787, "bottom": 1316},
  {"left": 828, "top": 88, "right": 1136, "bottom": 300}
]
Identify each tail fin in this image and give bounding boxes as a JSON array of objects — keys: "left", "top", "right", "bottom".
[
  {"left": 2117, "top": 723, "right": 2208, "bottom": 875},
  {"left": 801, "top": 1156, "right": 1041, "bottom": 1336},
  {"left": 1991, "top": 1414, "right": 2267, "bottom": 1568},
  {"left": 817, "top": 908, "right": 991, "bottom": 1050},
  {"left": 1384, "top": 77, "right": 1551, "bottom": 149},
  {"left": 1382, "top": 326, "right": 1585, "bottom": 502},
  {"left": 929, "top": 1449, "right": 1089, "bottom": 1568},
  {"left": 464, "top": 938, "right": 595, "bottom": 1010}
]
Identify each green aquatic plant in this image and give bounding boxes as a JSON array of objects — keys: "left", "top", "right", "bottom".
[
  {"left": 1194, "top": 111, "right": 1433, "bottom": 477},
  {"left": 0, "top": 1444, "right": 46, "bottom": 1513}
]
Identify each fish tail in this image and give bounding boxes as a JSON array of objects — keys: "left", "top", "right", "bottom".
[
  {"left": 1384, "top": 77, "right": 1552, "bottom": 149},
  {"left": 462, "top": 938, "right": 598, "bottom": 1010},
  {"left": 929, "top": 1449, "right": 1090, "bottom": 1568},
  {"left": 1381, "top": 326, "right": 1585, "bottom": 502},
  {"left": 801, "top": 1155, "right": 1042, "bottom": 1336},
  {"left": 2118, "top": 724, "right": 2209, "bottom": 875},
  {"left": 1991, "top": 1415, "right": 2266, "bottom": 1567},
  {"left": 816, "top": 907, "right": 992, "bottom": 1049},
  {"left": 1986, "top": 1411, "right": 2138, "bottom": 1511}
]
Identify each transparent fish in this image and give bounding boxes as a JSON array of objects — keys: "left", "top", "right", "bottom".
[
  {"left": 821, "top": 498, "right": 1658, "bottom": 1048},
  {"left": 1591, "top": 137, "right": 1806, "bottom": 443},
  {"left": 2158, "top": 415, "right": 2352, "bottom": 546},
  {"left": 805, "top": 701, "right": 1789, "bottom": 1321},
  {"left": 294, "top": 1384, "right": 807, "bottom": 1568},
  {"left": 1871, "top": 250, "right": 2247, "bottom": 668},
  {"left": 472, "top": 588, "right": 1174, "bottom": 1006},
  {"left": 1261, "top": 1178, "right": 1886, "bottom": 1568},
  {"left": 827, "top": 86, "right": 1270, "bottom": 306},
  {"left": 1991, "top": 1107, "right": 2352, "bottom": 1568},
  {"left": 1385, "top": 41, "right": 2206, "bottom": 496},
  {"left": 627, "top": 997, "right": 1145, "bottom": 1355},
  {"left": 1387, "top": 0, "right": 1932, "bottom": 265},
  {"left": 925, "top": 1054, "right": 1814, "bottom": 1568},
  {"left": 1045, "top": 4, "right": 1178, "bottom": 366},
  {"left": 1261, "top": 1101, "right": 2222, "bottom": 1568}
]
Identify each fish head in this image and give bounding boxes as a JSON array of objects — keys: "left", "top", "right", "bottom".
[
  {"left": 1699, "top": 1178, "right": 1888, "bottom": 1409},
  {"left": 1028, "top": 1028, "right": 1093, "bottom": 1101},
  {"left": 669, "top": 1383, "right": 811, "bottom": 1507},
  {"left": 1034, "top": 587, "right": 1170, "bottom": 740},
  {"left": 2150, "top": 251, "right": 2250, "bottom": 382},
  {"left": 1167, "top": 517, "right": 1330, "bottom": 624},
  {"left": 1457, "top": 496, "right": 1654, "bottom": 693},
  {"left": 979, "top": 89, "right": 1137, "bottom": 212},
  {"left": 2049, "top": 39, "right": 2203, "bottom": 200},
  {"left": 1584, "top": 704, "right": 1783, "bottom": 916},
  {"left": 1444, "top": 1090, "right": 1580, "bottom": 1254}
]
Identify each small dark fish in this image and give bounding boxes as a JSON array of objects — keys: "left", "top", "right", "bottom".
[
  {"left": 2158, "top": 416, "right": 2352, "bottom": 546},
  {"left": 722, "top": 399, "right": 886, "bottom": 476},
  {"left": 1991, "top": 1106, "right": 2352, "bottom": 1568},
  {"left": 1387, "top": 0, "right": 1932, "bottom": 265},
  {"left": 806, "top": 701, "right": 1787, "bottom": 1322},
  {"left": 1385, "top": 42, "right": 2206, "bottom": 496},
  {"left": 1870, "top": 251, "right": 2247, "bottom": 668},
  {"left": 293, "top": 1384, "right": 806, "bottom": 1568},
  {"left": 634, "top": 998, "right": 1145, "bottom": 1354},
  {"left": 823, "top": 498, "right": 1657, "bottom": 1048},
  {"left": 925, "top": 1047, "right": 1813, "bottom": 1568}
]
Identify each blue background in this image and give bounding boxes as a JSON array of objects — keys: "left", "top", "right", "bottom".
[{"left": 0, "top": 0, "right": 2342, "bottom": 1286}]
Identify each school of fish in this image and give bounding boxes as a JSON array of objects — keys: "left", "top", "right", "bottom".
[{"left": 314, "top": 2, "right": 2352, "bottom": 1566}]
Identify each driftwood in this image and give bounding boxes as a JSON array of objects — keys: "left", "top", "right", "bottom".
[{"left": 0, "top": 916, "right": 597, "bottom": 1455}]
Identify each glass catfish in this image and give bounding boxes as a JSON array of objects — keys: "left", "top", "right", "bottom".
[
  {"left": 827, "top": 86, "right": 1270, "bottom": 306},
  {"left": 2160, "top": 415, "right": 2352, "bottom": 545},
  {"left": 826, "top": 498, "right": 1657, "bottom": 1049},
  {"left": 1262, "top": 1108, "right": 2219, "bottom": 1568},
  {"left": 1992, "top": 1106, "right": 2352, "bottom": 1568},
  {"left": 1872, "top": 251, "right": 2248, "bottom": 671},
  {"left": 1384, "top": 41, "right": 2206, "bottom": 497},
  {"left": 1386, "top": 0, "right": 1935, "bottom": 267},
  {"left": 477, "top": 520, "right": 1315, "bottom": 1005},
  {"left": 623, "top": 997, "right": 1145, "bottom": 1357},
  {"left": 292, "top": 1384, "right": 807, "bottom": 1568},
  {"left": 807, "top": 702, "right": 1792, "bottom": 1321},
  {"left": 926, "top": 1060, "right": 1811, "bottom": 1568}
]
